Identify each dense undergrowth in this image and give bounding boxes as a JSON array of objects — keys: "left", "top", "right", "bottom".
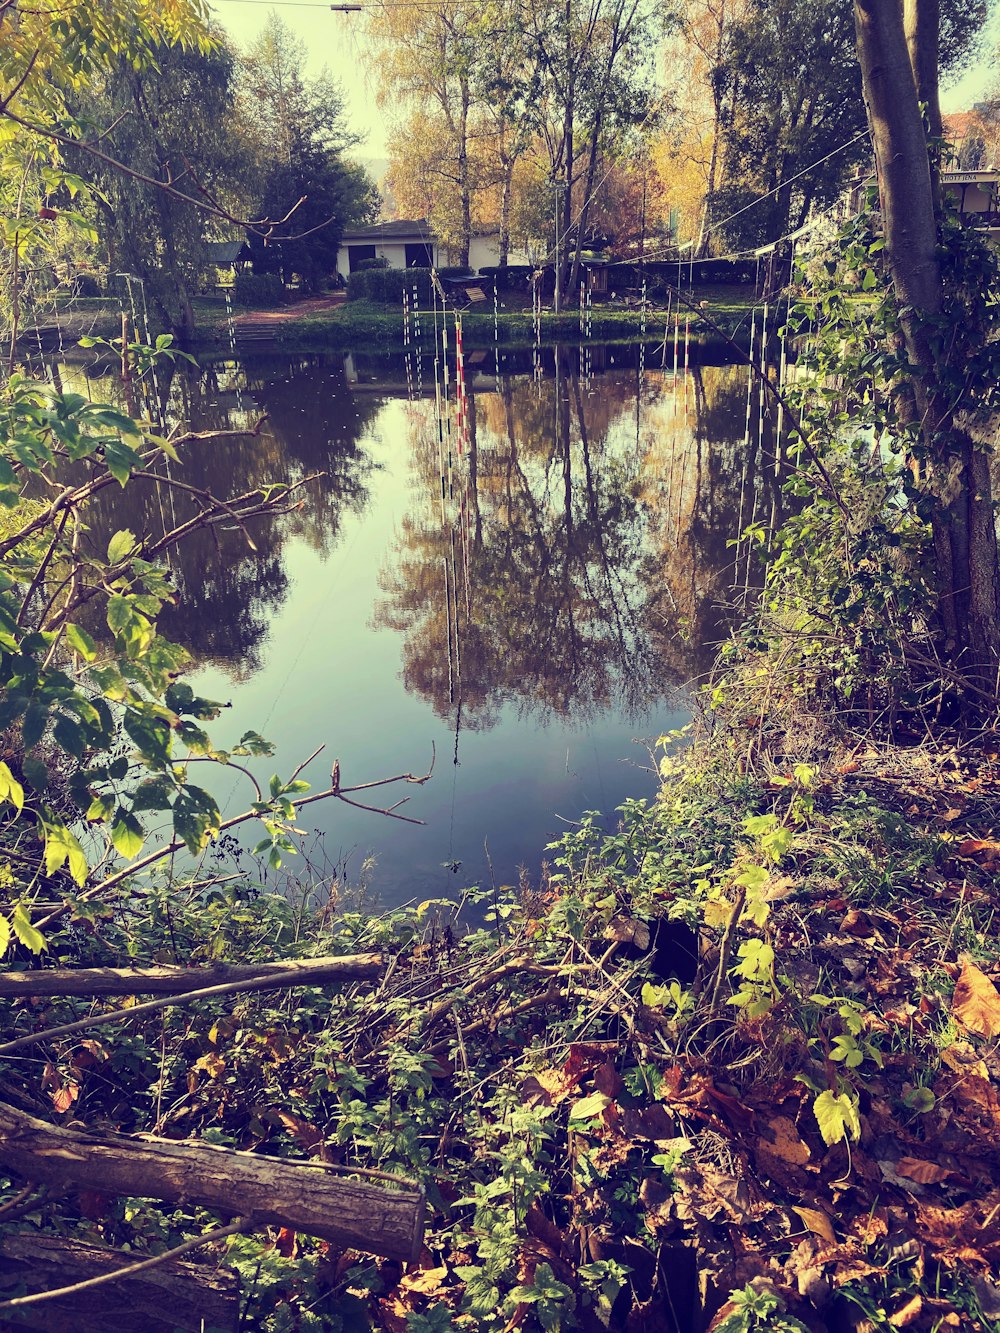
[{"left": 4, "top": 699, "right": 1000, "bottom": 1332}]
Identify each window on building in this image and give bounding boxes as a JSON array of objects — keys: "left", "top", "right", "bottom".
[
  {"left": 348, "top": 245, "right": 377, "bottom": 272},
  {"left": 405, "top": 242, "right": 433, "bottom": 268}
]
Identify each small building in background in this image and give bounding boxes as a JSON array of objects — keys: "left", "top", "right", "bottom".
[
  {"left": 204, "top": 239, "right": 253, "bottom": 274},
  {"left": 942, "top": 170, "right": 1000, "bottom": 239},
  {"left": 334, "top": 219, "right": 532, "bottom": 280},
  {"left": 847, "top": 168, "right": 1000, "bottom": 243},
  {"left": 335, "top": 220, "right": 440, "bottom": 279}
]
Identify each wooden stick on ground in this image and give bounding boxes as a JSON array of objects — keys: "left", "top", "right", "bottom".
[
  {"left": 0, "top": 957, "right": 385, "bottom": 1057},
  {"left": 0, "top": 1232, "right": 240, "bottom": 1332},
  {"left": 0, "top": 952, "right": 382, "bottom": 998},
  {"left": 0, "top": 1100, "right": 425, "bottom": 1262}
]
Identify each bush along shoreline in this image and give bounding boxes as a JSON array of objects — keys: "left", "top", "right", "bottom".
[{"left": 14, "top": 698, "right": 999, "bottom": 1330}]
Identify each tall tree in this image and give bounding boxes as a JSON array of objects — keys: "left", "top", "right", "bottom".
[
  {"left": 703, "top": 0, "right": 987, "bottom": 252},
  {"left": 240, "top": 15, "right": 377, "bottom": 289},
  {"left": 853, "top": 0, "right": 1000, "bottom": 687},
  {"left": 68, "top": 36, "right": 250, "bottom": 338},
  {"left": 524, "top": 0, "right": 665, "bottom": 300},
  {"left": 372, "top": 1, "right": 487, "bottom": 265}
]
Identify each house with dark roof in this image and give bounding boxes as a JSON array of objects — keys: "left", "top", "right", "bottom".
[
  {"left": 334, "top": 218, "right": 533, "bottom": 279},
  {"left": 335, "top": 220, "right": 439, "bottom": 279}
]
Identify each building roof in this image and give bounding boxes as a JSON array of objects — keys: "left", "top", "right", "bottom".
[
  {"left": 205, "top": 240, "right": 248, "bottom": 264},
  {"left": 340, "top": 219, "right": 435, "bottom": 243}
]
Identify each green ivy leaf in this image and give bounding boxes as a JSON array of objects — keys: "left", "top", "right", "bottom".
[
  {"left": 65, "top": 623, "right": 97, "bottom": 661},
  {"left": 107, "top": 529, "right": 138, "bottom": 564},
  {"left": 0, "top": 761, "right": 24, "bottom": 812}
]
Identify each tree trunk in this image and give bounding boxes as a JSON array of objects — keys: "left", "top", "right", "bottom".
[
  {"left": 854, "top": 0, "right": 1000, "bottom": 688},
  {"left": 457, "top": 82, "right": 472, "bottom": 268},
  {"left": 498, "top": 155, "right": 512, "bottom": 268},
  {"left": 0, "top": 1101, "right": 425, "bottom": 1262},
  {"left": 903, "top": 0, "right": 942, "bottom": 140}
]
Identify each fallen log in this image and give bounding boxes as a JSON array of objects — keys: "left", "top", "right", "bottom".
[
  {"left": 0, "top": 1232, "right": 239, "bottom": 1333},
  {"left": 0, "top": 952, "right": 382, "bottom": 997},
  {"left": 0, "top": 1101, "right": 425, "bottom": 1262}
]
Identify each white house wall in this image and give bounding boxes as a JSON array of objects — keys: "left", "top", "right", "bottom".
[
  {"left": 336, "top": 235, "right": 533, "bottom": 279},
  {"left": 335, "top": 239, "right": 441, "bottom": 281},
  {"left": 466, "top": 236, "right": 532, "bottom": 270}
]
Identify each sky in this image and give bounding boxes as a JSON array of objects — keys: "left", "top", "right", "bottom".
[
  {"left": 209, "top": 0, "right": 999, "bottom": 162},
  {"left": 211, "top": 0, "right": 391, "bottom": 156}
]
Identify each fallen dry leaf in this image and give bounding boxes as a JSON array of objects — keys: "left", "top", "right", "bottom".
[
  {"left": 50, "top": 1083, "right": 79, "bottom": 1114},
  {"left": 888, "top": 1294, "right": 923, "bottom": 1327},
  {"left": 604, "top": 915, "right": 650, "bottom": 950},
  {"left": 764, "top": 1116, "right": 811, "bottom": 1166},
  {"left": 951, "top": 959, "right": 1000, "bottom": 1038},
  {"left": 792, "top": 1206, "right": 836, "bottom": 1244},
  {"left": 956, "top": 838, "right": 1000, "bottom": 859},
  {"left": 939, "top": 1041, "right": 990, "bottom": 1080},
  {"left": 840, "top": 908, "right": 876, "bottom": 938},
  {"left": 896, "top": 1158, "right": 953, "bottom": 1185},
  {"left": 399, "top": 1265, "right": 448, "bottom": 1296}
]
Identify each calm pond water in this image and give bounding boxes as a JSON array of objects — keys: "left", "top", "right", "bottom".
[{"left": 66, "top": 345, "right": 768, "bottom": 906}]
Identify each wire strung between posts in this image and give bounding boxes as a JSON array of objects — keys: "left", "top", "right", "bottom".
[
  {"left": 660, "top": 289, "right": 672, "bottom": 369},
  {"left": 532, "top": 273, "right": 542, "bottom": 391},
  {"left": 454, "top": 314, "right": 467, "bottom": 456},
  {"left": 493, "top": 282, "right": 500, "bottom": 374},
  {"left": 744, "top": 298, "right": 769, "bottom": 594},
  {"left": 431, "top": 278, "right": 447, "bottom": 525}
]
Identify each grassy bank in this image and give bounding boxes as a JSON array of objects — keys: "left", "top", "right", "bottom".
[
  {"left": 34, "top": 290, "right": 759, "bottom": 359},
  {"left": 190, "top": 289, "right": 759, "bottom": 355},
  {"left": 15, "top": 691, "right": 1000, "bottom": 1330}
]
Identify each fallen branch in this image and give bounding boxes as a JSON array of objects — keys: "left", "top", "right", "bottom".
[
  {"left": 0, "top": 956, "right": 383, "bottom": 1056},
  {"left": 0, "top": 1214, "right": 248, "bottom": 1315},
  {"left": 0, "top": 1231, "right": 239, "bottom": 1332},
  {"left": 0, "top": 1100, "right": 425, "bottom": 1261},
  {"left": 35, "top": 754, "right": 436, "bottom": 930},
  {"left": 0, "top": 951, "right": 382, "bottom": 998}
]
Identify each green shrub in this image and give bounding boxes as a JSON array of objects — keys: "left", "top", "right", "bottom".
[
  {"left": 346, "top": 266, "right": 434, "bottom": 305},
  {"left": 233, "top": 271, "right": 286, "bottom": 307}
]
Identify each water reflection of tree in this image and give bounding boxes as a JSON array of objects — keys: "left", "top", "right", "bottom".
[
  {"left": 640, "top": 363, "right": 759, "bottom": 683},
  {"left": 80, "top": 356, "right": 380, "bottom": 677},
  {"left": 375, "top": 352, "right": 756, "bottom": 727}
]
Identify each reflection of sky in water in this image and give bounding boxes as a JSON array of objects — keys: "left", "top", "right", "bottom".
[{"left": 73, "top": 352, "right": 766, "bottom": 907}]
